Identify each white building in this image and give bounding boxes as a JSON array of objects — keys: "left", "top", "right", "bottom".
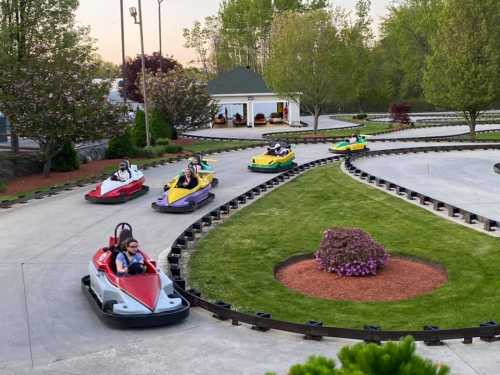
[{"left": 208, "top": 66, "right": 301, "bottom": 127}]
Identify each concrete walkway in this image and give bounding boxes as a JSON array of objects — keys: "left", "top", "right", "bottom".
[
  {"left": 182, "top": 116, "right": 359, "bottom": 140},
  {"left": 1, "top": 141, "right": 500, "bottom": 374}
]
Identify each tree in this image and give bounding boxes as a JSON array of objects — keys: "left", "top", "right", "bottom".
[
  {"left": 131, "top": 109, "right": 147, "bottom": 148},
  {"left": 144, "top": 69, "right": 218, "bottom": 132},
  {"left": 0, "top": 32, "right": 127, "bottom": 176},
  {"left": 344, "top": 0, "right": 373, "bottom": 112},
  {"left": 122, "top": 53, "right": 181, "bottom": 102},
  {"left": 198, "top": 0, "right": 330, "bottom": 75},
  {"left": 94, "top": 55, "right": 121, "bottom": 79},
  {"left": 423, "top": 0, "right": 500, "bottom": 139},
  {"left": 379, "top": 0, "right": 442, "bottom": 101},
  {"left": 0, "top": 0, "right": 79, "bottom": 152},
  {"left": 183, "top": 19, "right": 212, "bottom": 76},
  {"left": 265, "top": 10, "right": 345, "bottom": 132}
]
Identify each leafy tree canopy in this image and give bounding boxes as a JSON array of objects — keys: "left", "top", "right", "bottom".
[
  {"left": 144, "top": 69, "right": 218, "bottom": 131},
  {"left": 0, "top": 28, "right": 127, "bottom": 175}
]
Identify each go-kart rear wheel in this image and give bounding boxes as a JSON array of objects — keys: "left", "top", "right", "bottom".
[
  {"left": 211, "top": 178, "right": 219, "bottom": 188},
  {"left": 103, "top": 300, "right": 117, "bottom": 313}
]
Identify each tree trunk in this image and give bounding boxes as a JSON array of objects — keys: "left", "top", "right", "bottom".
[
  {"left": 10, "top": 130, "right": 19, "bottom": 153},
  {"left": 42, "top": 157, "right": 52, "bottom": 177},
  {"left": 465, "top": 110, "right": 478, "bottom": 140},
  {"left": 313, "top": 113, "right": 320, "bottom": 134}
]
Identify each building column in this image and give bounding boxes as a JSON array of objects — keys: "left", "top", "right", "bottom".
[{"left": 247, "top": 100, "right": 254, "bottom": 127}]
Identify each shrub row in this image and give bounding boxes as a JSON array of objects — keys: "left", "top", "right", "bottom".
[{"left": 266, "top": 337, "right": 449, "bottom": 375}]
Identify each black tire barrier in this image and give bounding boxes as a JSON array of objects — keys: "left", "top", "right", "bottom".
[
  {"left": 163, "top": 153, "right": 500, "bottom": 345},
  {"left": 347, "top": 144, "right": 500, "bottom": 233}
]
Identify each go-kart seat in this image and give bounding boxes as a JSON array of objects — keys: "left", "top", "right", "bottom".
[
  {"left": 110, "top": 229, "right": 133, "bottom": 274},
  {"left": 110, "top": 248, "right": 120, "bottom": 274}
]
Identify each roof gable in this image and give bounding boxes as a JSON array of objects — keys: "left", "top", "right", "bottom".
[{"left": 208, "top": 67, "right": 272, "bottom": 95}]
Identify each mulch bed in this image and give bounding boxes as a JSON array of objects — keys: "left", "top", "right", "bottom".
[
  {"left": 173, "top": 137, "right": 196, "bottom": 145},
  {"left": 276, "top": 256, "right": 447, "bottom": 302},
  {"left": 3, "top": 159, "right": 122, "bottom": 195}
]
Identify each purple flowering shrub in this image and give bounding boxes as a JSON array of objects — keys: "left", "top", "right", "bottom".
[{"left": 314, "top": 228, "right": 388, "bottom": 277}]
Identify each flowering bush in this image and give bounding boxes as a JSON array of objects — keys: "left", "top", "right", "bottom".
[{"left": 315, "top": 228, "right": 388, "bottom": 276}]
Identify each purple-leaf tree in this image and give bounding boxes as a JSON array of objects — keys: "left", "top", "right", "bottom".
[
  {"left": 122, "top": 53, "right": 182, "bottom": 102},
  {"left": 389, "top": 102, "right": 411, "bottom": 124},
  {"left": 315, "top": 228, "right": 388, "bottom": 276}
]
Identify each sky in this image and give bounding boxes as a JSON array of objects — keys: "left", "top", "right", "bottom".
[{"left": 76, "top": 0, "right": 392, "bottom": 66}]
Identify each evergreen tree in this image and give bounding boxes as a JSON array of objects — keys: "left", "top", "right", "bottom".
[
  {"left": 131, "top": 109, "right": 147, "bottom": 148},
  {"left": 51, "top": 142, "right": 80, "bottom": 172}
]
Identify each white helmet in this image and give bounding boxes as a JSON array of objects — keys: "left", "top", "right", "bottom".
[{"left": 273, "top": 143, "right": 281, "bottom": 149}]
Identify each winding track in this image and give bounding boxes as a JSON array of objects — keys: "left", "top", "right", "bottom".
[
  {"left": 2, "top": 116, "right": 500, "bottom": 375},
  {"left": 371, "top": 123, "right": 500, "bottom": 139}
]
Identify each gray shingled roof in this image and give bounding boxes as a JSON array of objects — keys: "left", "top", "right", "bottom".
[{"left": 208, "top": 66, "right": 272, "bottom": 95}]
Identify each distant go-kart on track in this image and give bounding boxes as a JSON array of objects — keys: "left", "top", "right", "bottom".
[{"left": 2, "top": 115, "right": 500, "bottom": 374}]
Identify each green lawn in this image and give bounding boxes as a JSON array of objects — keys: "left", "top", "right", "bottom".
[
  {"left": 469, "top": 132, "right": 500, "bottom": 141},
  {"left": 268, "top": 120, "right": 398, "bottom": 140},
  {"left": 182, "top": 139, "right": 262, "bottom": 153},
  {"left": 188, "top": 164, "right": 500, "bottom": 330}
]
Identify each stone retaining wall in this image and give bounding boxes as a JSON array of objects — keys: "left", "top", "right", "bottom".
[{"left": 0, "top": 153, "right": 42, "bottom": 180}]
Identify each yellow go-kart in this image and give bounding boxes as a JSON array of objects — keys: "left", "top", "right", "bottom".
[
  {"left": 329, "top": 135, "right": 368, "bottom": 154},
  {"left": 248, "top": 142, "right": 297, "bottom": 173}
]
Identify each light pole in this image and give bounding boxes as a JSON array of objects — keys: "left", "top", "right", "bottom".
[
  {"left": 130, "top": 2, "right": 151, "bottom": 147},
  {"left": 120, "top": 0, "right": 127, "bottom": 103},
  {"left": 158, "top": 0, "right": 164, "bottom": 72}
]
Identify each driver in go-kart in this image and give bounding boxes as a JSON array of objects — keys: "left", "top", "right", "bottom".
[
  {"left": 269, "top": 143, "right": 289, "bottom": 157},
  {"left": 348, "top": 134, "right": 359, "bottom": 144},
  {"left": 177, "top": 167, "right": 198, "bottom": 189},
  {"left": 112, "top": 160, "right": 132, "bottom": 182},
  {"left": 116, "top": 238, "right": 146, "bottom": 276},
  {"left": 188, "top": 154, "right": 203, "bottom": 175}
]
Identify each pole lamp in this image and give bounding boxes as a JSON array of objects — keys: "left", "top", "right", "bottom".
[
  {"left": 130, "top": 2, "right": 151, "bottom": 147},
  {"left": 158, "top": 0, "right": 164, "bottom": 72},
  {"left": 120, "top": 0, "right": 127, "bottom": 104}
]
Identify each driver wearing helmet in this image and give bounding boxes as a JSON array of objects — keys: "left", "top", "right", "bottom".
[
  {"left": 274, "top": 143, "right": 289, "bottom": 156},
  {"left": 113, "top": 160, "right": 132, "bottom": 182}
]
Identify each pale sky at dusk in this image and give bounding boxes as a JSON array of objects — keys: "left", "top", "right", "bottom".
[{"left": 76, "top": 0, "right": 392, "bottom": 66}]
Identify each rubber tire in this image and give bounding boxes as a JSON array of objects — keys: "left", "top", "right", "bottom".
[{"left": 103, "top": 300, "right": 117, "bottom": 313}]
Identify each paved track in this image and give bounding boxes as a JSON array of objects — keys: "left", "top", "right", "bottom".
[
  {"left": 371, "top": 123, "right": 500, "bottom": 139},
  {"left": 2, "top": 124, "right": 500, "bottom": 374},
  {"left": 354, "top": 149, "right": 500, "bottom": 222}
]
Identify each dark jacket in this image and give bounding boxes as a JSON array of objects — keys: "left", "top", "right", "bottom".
[{"left": 177, "top": 175, "right": 198, "bottom": 190}]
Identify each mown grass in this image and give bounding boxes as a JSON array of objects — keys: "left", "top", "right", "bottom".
[
  {"left": 469, "top": 132, "right": 500, "bottom": 141},
  {"left": 268, "top": 120, "right": 397, "bottom": 140},
  {"left": 189, "top": 164, "right": 500, "bottom": 330},
  {"left": 181, "top": 139, "right": 262, "bottom": 153}
]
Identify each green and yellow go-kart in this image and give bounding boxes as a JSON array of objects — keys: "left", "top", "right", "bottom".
[
  {"left": 248, "top": 143, "right": 297, "bottom": 173},
  {"left": 329, "top": 135, "right": 368, "bottom": 154}
]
